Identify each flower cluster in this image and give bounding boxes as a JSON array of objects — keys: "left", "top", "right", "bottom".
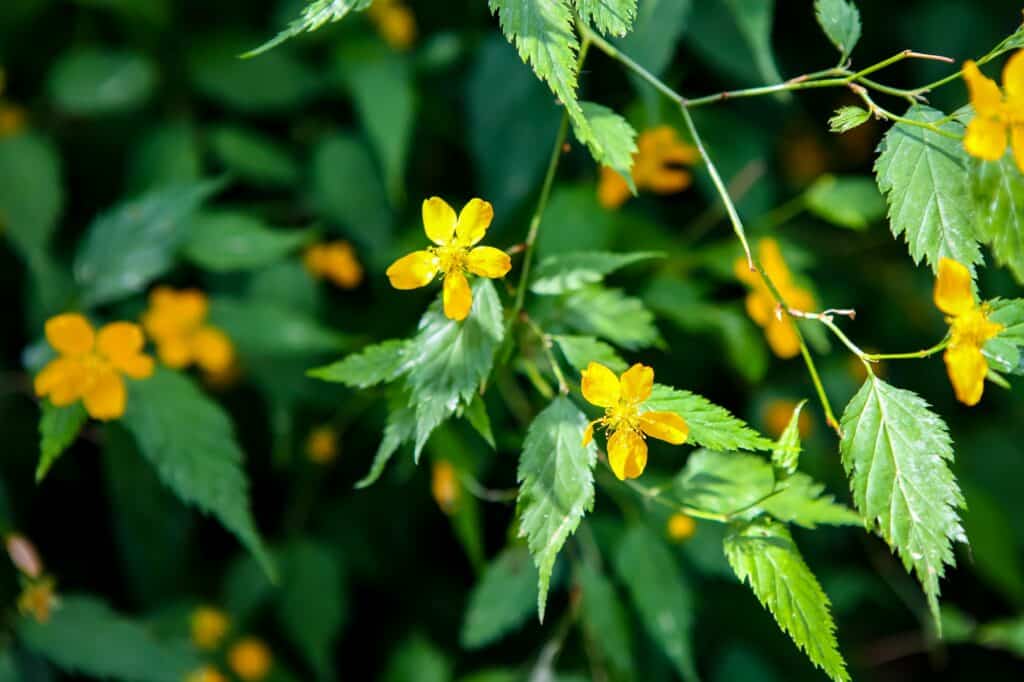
[
  {"left": 598, "top": 126, "right": 698, "bottom": 209},
  {"left": 963, "top": 50, "right": 1024, "bottom": 171},
  {"left": 142, "top": 287, "right": 234, "bottom": 379}
]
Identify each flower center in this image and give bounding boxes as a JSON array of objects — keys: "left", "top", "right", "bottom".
[
  {"left": 432, "top": 242, "right": 467, "bottom": 275},
  {"left": 604, "top": 399, "right": 641, "bottom": 434},
  {"left": 951, "top": 305, "right": 1002, "bottom": 348}
]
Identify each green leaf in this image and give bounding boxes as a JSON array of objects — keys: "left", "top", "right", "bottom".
[
  {"left": 771, "top": 400, "right": 805, "bottom": 480},
  {"left": 614, "top": 524, "right": 697, "bottom": 682},
  {"left": 645, "top": 384, "right": 773, "bottom": 452},
  {"left": 984, "top": 298, "right": 1024, "bottom": 375},
  {"left": 73, "top": 179, "right": 223, "bottom": 306},
  {"left": 814, "top": 0, "right": 861, "bottom": 61},
  {"left": 210, "top": 297, "right": 347, "bottom": 357},
  {"left": 724, "top": 518, "right": 849, "bottom": 682},
  {"left": 383, "top": 635, "right": 452, "bottom": 682},
  {"left": 531, "top": 251, "right": 662, "bottom": 294},
  {"left": 960, "top": 481, "right": 1024, "bottom": 604},
  {"left": 128, "top": 123, "right": 202, "bottom": 193},
  {"left": 47, "top": 48, "right": 155, "bottom": 115},
  {"left": 970, "top": 151, "right": 1024, "bottom": 282},
  {"left": 616, "top": 0, "right": 692, "bottom": 79},
  {"left": 36, "top": 401, "right": 87, "bottom": 482},
  {"left": 576, "top": 561, "right": 633, "bottom": 675},
  {"left": 356, "top": 400, "right": 416, "bottom": 488},
  {"left": 552, "top": 334, "right": 628, "bottom": 373},
  {"left": 690, "top": 0, "right": 781, "bottom": 89},
  {"left": 0, "top": 133, "right": 62, "bottom": 257},
  {"left": 246, "top": 0, "right": 373, "bottom": 56},
  {"left": 182, "top": 212, "right": 310, "bottom": 272},
  {"left": 576, "top": 0, "right": 637, "bottom": 36},
  {"left": 463, "top": 395, "right": 496, "bottom": 449},
  {"left": 17, "top": 595, "right": 199, "bottom": 682},
  {"left": 805, "top": 175, "right": 885, "bottom": 231},
  {"left": 517, "top": 396, "right": 597, "bottom": 621},
  {"left": 208, "top": 126, "right": 300, "bottom": 188},
  {"left": 839, "top": 375, "right": 966, "bottom": 628},
  {"left": 977, "top": 617, "right": 1024, "bottom": 657},
  {"left": 724, "top": 0, "right": 783, "bottom": 85},
  {"left": 461, "top": 545, "right": 539, "bottom": 649},
  {"left": 874, "top": 104, "right": 980, "bottom": 273},
  {"left": 121, "top": 369, "right": 274, "bottom": 577},
  {"left": 674, "top": 450, "right": 861, "bottom": 529},
  {"left": 309, "top": 339, "right": 409, "bottom": 388},
  {"left": 579, "top": 102, "right": 638, "bottom": 191},
  {"left": 563, "top": 285, "right": 661, "bottom": 351},
  {"left": 828, "top": 105, "right": 870, "bottom": 134},
  {"left": 276, "top": 540, "right": 345, "bottom": 678}
]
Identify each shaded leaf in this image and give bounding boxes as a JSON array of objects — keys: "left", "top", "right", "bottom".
[
  {"left": 36, "top": 401, "right": 87, "bottom": 482},
  {"left": 277, "top": 540, "right": 345, "bottom": 679},
  {"left": 580, "top": 102, "right": 638, "bottom": 193},
  {"left": 552, "top": 334, "right": 628, "bottom": 373},
  {"left": 814, "top": 0, "right": 861, "bottom": 61},
  {"left": 208, "top": 126, "right": 300, "bottom": 188},
  {"left": 210, "top": 297, "right": 347, "bottom": 357},
  {"left": 970, "top": 151, "right": 1024, "bottom": 282},
  {"left": 183, "top": 212, "right": 311, "bottom": 271},
  {"left": 48, "top": 48, "right": 155, "bottom": 115},
  {"left": 805, "top": 175, "right": 885, "bottom": 231},
  {"left": 310, "top": 339, "right": 409, "bottom": 388},
  {"left": 531, "top": 251, "right": 662, "bottom": 295},
  {"left": 645, "top": 384, "right": 773, "bottom": 452},
  {"left": 0, "top": 133, "right": 62, "bottom": 257},
  {"left": 564, "top": 285, "right": 661, "bottom": 351},
  {"left": 576, "top": 0, "right": 637, "bottom": 36},
  {"left": 576, "top": 561, "right": 633, "bottom": 675},
  {"left": 247, "top": 0, "right": 373, "bottom": 56},
  {"left": 461, "top": 546, "right": 539, "bottom": 649}
]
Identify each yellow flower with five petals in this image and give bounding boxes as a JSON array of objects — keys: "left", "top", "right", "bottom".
[
  {"left": 386, "top": 197, "right": 511, "bottom": 321},
  {"left": 933, "top": 258, "right": 1003, "bottom": 406},
  {"left": 141, "top": 287, "right": 234, "bottom": 377},
  {"left": 598, "top": 126, "right": 698, "bottom": 209},
  {"left": 963, "top": 51, "right": 1024, "bottom": 171},
  {"left": 581, "top": 362, "right": 689, "bottom": 480},
  {"left": 34, "top": 313, "right": 154, "bottom": 420}
]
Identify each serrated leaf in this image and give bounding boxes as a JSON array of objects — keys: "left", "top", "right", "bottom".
[
  {"left": 874, "top": 105, "right": 980, "bottom": 273},
  {"left": 210, "top": 297, "right": 347, "bottom": 357},
  {"left": 645, "top": 384, "right": 773, "bottom": 452},
  {"left": 552, "top": 334, "right": 627, "bottom": 373},
  {"left": 771, "top": 400, "right": 805, "bottom": 480},
  {"left": 576, "top": 0, "right": 637, "bottom": 36},
  {"left": 580, "top": 101, "right": 638, "bottom": 191},
  {"left": 208, "top": 126, "right": 300, "bottom": 188},
  {"left": 984, "top": 298, "right": 1024, "bottom": 375},
  {"left": 564, "top": 285, "right": 661, "bottom": 350},
  {"left": 36, "top": 401, "right": 87, "bottom": 482},
  {"left": 828, "top": 105, "right": 870, "bottom": 133},
  {"left": 576, "top": 561, "right": 633, "bottom": 675},
  {"left": 531, "top": 251, "right": 662, "bottom": 294},
  {"left": 970, "top": 150, "right": 1024, "bottom": 282},
  {"left": 47, "top": 48, "right": 155, "bottom": 115},
  {"left": 839, "top": 375, "right": 966, "bottom": 628},
  {"left": 17, "top": 595, "right": 199, "bottom": 682},
  {"left": 0, "top": 133, "right": 62, "bottom": 258},
  {"left": 182, "top": 212, "right": 311, "bottom": 271},
  {"left": 517, "top": 396, "right": 597, "bottom": 621},
  {"left": 310, "top": 339, "right": 409, "bottom": 388},
  {"left": 463, "top": 395, "right": 496, "bottom": 449},
  {"left": 814, "top": 0, "right": 861, "bottom": 61},
  {"left": 461, "top": 545, "right": 539, "bottom": 649},
  {"left": 276, "top": 540, "right": 345, "bottom": 678},
  {"left": 614, "top": 524, "right": 697, "bottom": 682},
  {"left": 356, "top": 399, "right": 416, "bottom": 488},
  {"left": 73, "top": 179, "right": 223, "bottom": 306},
  {"left": 246, "top": 0, "right": 373, "bottom": 56},
  {"left": 121, "top": 369, "right": 274, "bottom": 577},
  {"left": 724, "top": 518, "right": 849, "bottom": 682},
  {"left": 805, "top": 175, "right": 885, "bottom": 231}
]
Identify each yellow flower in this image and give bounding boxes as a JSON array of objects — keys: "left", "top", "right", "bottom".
[
  {"left": 581, "top": 362, "right": 689, "bottom": 480},
  {"left": 34, "top": 314, "right": 154, "bottom": 420},
  {"left": 963, "top": 51, "right": 1024, "bottom": 171},
  {"left": 5, "top": 533, "right": 43, "bottom": 579},
  {"left": 934, "top": 258, "right": 1003, "bottom": 406},
  {"left": 18, "top": 576, "right": 58, "bottom": 623},
  {"left": 306, "top": 426, "right": 339, "bottom": 464},
  {"left": 367, "top": 0, "right": 417, "bottom": 50},
  {"left": 0, "top": 67, "right": 26, "bottom": 138},
  {"left": 304, "top": 241, "right": 364, "bottom": 289},
  {"left": 734, "top": 238, "right": 815, "bottom": 359},
  {"left": 141, "top": 287, "right": 234, "bottom": 376},
  {"left": 598, "top": 126, "right": 698, "bottom": 209},
  {"left": 386, "top": 197, "right": 511, "bottom": 321},
  {"left": 431, "top": 460, "right": 460, "bottom": 514},
  {"left": 190, "top": 606, "right": 230, "bottom": 651},
  {"left": 186, "top": 666, "right": 228, "bottom": 682},
  {"left": 228, "top": 638, "right": 272, "bottom": 681},
  {"left": 667, "top": 513, "right": 696, "bottom": 542},
  {"left": 763, "top": 399, "right": 812, "bottom": 439}
]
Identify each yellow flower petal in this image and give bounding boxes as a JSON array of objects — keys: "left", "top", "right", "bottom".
[
  {"left": 455, "top": 198, "right": 494, "bottom": 246},
  {"left": 157, "top": 336, "right": 193, "bottom": 369},
  {"left": 45, "top": 313, "right": 94, "bottom": 356},
  {"left": 646, "top": 167, "right": 692, "bottom": 194},
  {"left": 443, "top": 270, "right": 472, "bottom": 321},
  {"left": 607, "top": 428, "right": 647, "bottom": 480},
  {"left": 964, "top": 115, "right": 1008, "bottom": 161},
  {"left": 619, "top": 363, "right": 653, "bottom": 404},
  {"left": 933, "top": 258, "right": 975, "bottom": 317},
  {"left": 466, "top": 246, "right": 511, "bottom": 279},
  {"left": 765, "top": 317, "right": 801, "bottom": 359},
  {"left": 1012, "top": 124, "right": 1024, "bottom": 174},
  {"left": 1002, "top": 50, "right": 1024, "bottom": 99},
  {"left": 964, "top": 60, "right": 1004, "bottom": 117},
  {"left": 581, "top": 362, "right": 620, "bottom": 408},
  {"left": 422, "top": 196, "right": 457, "bottom": 245},
  {"left": 582, "top": 420, "right": 596, "bottom": 446},
  {"left": 944, "top": 343, "right": 988, "bottom": 406},
  {"left": 733, "top": 257, "right": 759, "bottom": 287},
  {"left": 96, "top": 322, "right": 148, "bottom": 370},
  {"left": 82, "top": 367, "right": 127, "bottom": 420},
  {"left": 745, "top": 291, "right": 774, "bottom": 326},
  {"left": 386, "top": 250, "right": 439, "bottom": 289},
  {"left": 34, "top": 356, "right": 85, "bottom": 405},
  {"left": 597, "top": 167, "right": 632, "bottom": 209},
  {"left": 759, "top": 238, "right": 792, "bottom": 287},
  {"left": 638, "top": 411, "right": 689, "bottom": 444},
  {"left": 228, "top": 638, "right": 272, "bottom": 682},
  {"left": 193, "top": 327, "right": 234, "bottom": 374}
]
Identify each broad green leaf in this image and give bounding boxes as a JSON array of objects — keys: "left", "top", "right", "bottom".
[
  {"left": 828, "top": 105, "right": 870, "bottom": 133},
  {"left": 127, "top": 123, "right": 202, "bottom": 192},
  {"left": 247, "top": 0, "right": 373, "bottom": 56},
  {"left": 552, "top": 334, "right": 628, "bottom": 373},
  {"left": 977, "top": 617, "right": 1024, "bottom": 657},
  {"left": 121, "top": 369, "right": 273, "bottom": 577},
  {"left": 210, "top": 297, "right": 347, "bottom": 357},
  {"left": 723, "top": 0, "right": 783, "bottom": 85},
  {"left": 805, "top": 175, "right": 885, "bottom": 231},
  {"left": 645, "top": 384, "right": 773, "bottom": 452},
  {"left": 970, "top": 152, "right": 1024, "bottom": 282},
  {"left": 814, "top": 0, "right": 861, "bottom": 61},
  {"left": 517, "top": 397, "right": 597, "bottom": 620},
  {"left": 535, "top": 184, "right": 619, "bottom": 258},
  {"left": 276, "top": 540, "right": 345, "bottom": 678},
  {"left": 18, "top": 595, "right": 199, "bottom": 682},
  {"left": 839, "top": 375, "right": 966, "bottom": 628},
  {"left": 36, "top": 401, "right": 87, "bottom": 482},
  {"left": 310, "top": 339, "right": 409, "bottom": 388},
  {"left": 874, "top": 105, "right": 980, "bottom": 273},
  {"left": 984, "top": 298, "right": 1024, "bottom": 375},
  {"left": 73, "top": 179, "right": 223, "bottom": 306},
  {"left": 690, "top": 0, "right": 782, "bottom": 88},
  {"left": 614, "top": 524, "right": 697, "bottom": 681},
  {"left": 356, "top": 400, "right": 416, "bottom": 488},
  {"left": 531, "top": 251, "right": 662, "bottom": 294},
  {"left": 617, "top": 0, "right": 692, "bottom": 79},
  {"left": 564, "top": 285, "right": 661, "bottom": 351},
  {"left": 674, "top": 450, "right": 861, "bottom": 529},
  {"left": 458, "top": 671, "right": 520, "bottom": 682},
  {"left": 222, "top": 552, "right": 276, "bottom": 622},
  {"left": 383, "top": 635, "right": 452, "bottom": 682},
  {"left": 580, "top": 102, "right": 638, "bottom": 193},
  {"left": 771, "top": 399, "right": 805, "bottom": 480},
  {"left": 461, "top": 545, "right": 539, "bottom": 649},
  {"left": 0, "top": 133, "right": 62, "bottom": 256},
  {"left": 208, "top": 126, "right": 300, "bottom": 188},
  {"left": 47, "top": 48, "right": 155, "bottom": 115},
  {"left": 724, "top": 518, "right": 849, "bottom": 682},
  {"left": 961, "top": 481, "right": 1024, "bottom": 605},
  {"left": 182, "top": 212, "right": 311, "bottom": 271},
  {"left": 576, "top": 561, "right": 633, "bottom": 675},
  {"left": 576, "top": 0, "right": 637, "bottom": 36}
]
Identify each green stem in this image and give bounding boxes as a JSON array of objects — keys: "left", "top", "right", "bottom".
[
  {"left": 851, "top": 85, "right": 962, "bottom": 140},
  {"left": 864, "top": 337, "right": 950, "bottom": 361},
  {"left": 522, "top": 313, "right": 570, "bottom": 394},
  {"left": 917, "top": 28, "right": 1024, "bottom": 93}
]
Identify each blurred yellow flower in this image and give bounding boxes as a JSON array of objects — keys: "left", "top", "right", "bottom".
[
  {"left": 581, "top": 362, "right": 689, "bottom": 480},
  {"left": 368, "top": 0, "right": 417, "bottom": 50},
  {"left": 190, "top": 606, "right": 230, "bottom": 651},
  {"left": 763, "top": 399, "right": 812, "bottom": 439},
  {"left": 734, "top": 238, "right": 815, "bottom": 359},
  {"left": 963, "top": 51, "right": 1024, "bottom": 171},
  {"left": 142, "top": 287, "right": 234, "bottom": 377},
  {"left": 598, "top": 126, "right": 698, "bottom": 209},
  {"left": 304, "top": 241, "right": 364, "bottom": 289},
  {"left": 386, "top": 197, "right": 511, "bottom": 321},
  {"left": 186, "top": 666, "right": 228, "bottom": 682},
  {"left": 18, "top": 576, "right": 58, "bottom": 623},
  {"left": 5, "top": 533, "right": 43, "bottom": 579},
  {"left": 34, "top": 314, "right": 154, "bottom": 420},
  {"left": 431, "top": 460, "right": 460, "bottom": 514},
  {"left": 306, "top": 425, "right": 339, "bottom": 464},
  {"left": 0, "top": 67, "right": 26, "bottom": 138},
  {"left": 934, "top": 258, "right": 1002, "bottom": 406},
  {"left": 228, "top": 638, "right": 272, "bottom": 681},
  {"left": 667, "top": 513, "right": 696, "bottom": 542}
]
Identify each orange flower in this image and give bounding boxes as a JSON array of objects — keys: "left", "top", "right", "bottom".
[
  {"left": 367, "top": 0, "right": 417, "bottom": 50},
  {"left": 306, "top": 426, "right": 339, "bottom": 464},
  {"left": 598, "top": 126, "right": 698, "bottom": 209},
  {"left": 431, "top": 460, "right": 460, "bottom": 514},
  {"left": 581, "top": 362, "right": 689, "bottom": 480},
  {"left": 304, "top": 241, "right": 364, "bottom": 289},
  {"left": 667, "top": 513, "right": 696, "bottom": 542},
  {"left": 963, "top": 51, "right": 1024, "bottom": 171},
  {"left": 141, "top": 287, "right": 234, "bottom": 376},
  {"left": 228, "top": 638, "right": 272, "bottom": 681}
]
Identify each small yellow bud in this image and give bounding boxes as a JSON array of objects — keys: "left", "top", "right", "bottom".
[
  {"left": 190, "top": 606, "right": 230, "bottom": 651},
  {"left": 228, "top": 637, "right": 272, "bottom": 681},
  {"left": 18, "top": 576, "right": 58, "bottom": 623},
  {"left": 306, "top": 426, "right": 339, "bottom": 464},
  {"left": 5, "top": 533, "right": 43, "bottom": 578},
  {"left": 431, "top": 460, "right": 460, "bottom": 514},
  {"left": 667, "top": 513, "right": 697, "bottom": 542},
  {"left": 185, "top": 666, "right": 228, "bottom": 682}
]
